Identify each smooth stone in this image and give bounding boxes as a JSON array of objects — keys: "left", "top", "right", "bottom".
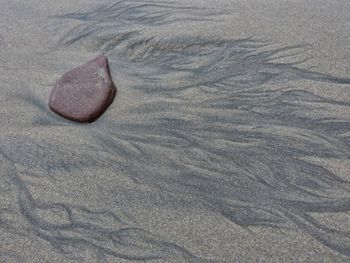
[{"left": 49, "top": 54, "right": 116, "bottom": 123}]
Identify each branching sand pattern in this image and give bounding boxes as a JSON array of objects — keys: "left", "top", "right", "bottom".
[{"left": 1, "top": 1, "right": 350, "bottom": 262}]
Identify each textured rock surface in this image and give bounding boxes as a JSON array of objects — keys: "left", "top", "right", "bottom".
[{"left": 49, "top": 54, "right": 116, "bottom": 122}]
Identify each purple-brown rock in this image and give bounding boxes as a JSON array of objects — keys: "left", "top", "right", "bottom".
[{"left": 49, "top": 54, "right": 116, "bottom": 123}]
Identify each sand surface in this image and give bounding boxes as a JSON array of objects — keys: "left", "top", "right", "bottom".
[{"left": 1, "top": 0, "right": 350, "bottom": 262}]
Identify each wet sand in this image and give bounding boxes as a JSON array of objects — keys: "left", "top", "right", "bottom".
[{"left": 1, "top": 0, "right": 350, "bottom": 262}]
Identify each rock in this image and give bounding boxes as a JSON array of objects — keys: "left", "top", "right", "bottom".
[{"left": 49, "top": 54, "right": 116, "bottom": 123}]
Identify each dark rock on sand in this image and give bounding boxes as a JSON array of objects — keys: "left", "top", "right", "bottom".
[{"left": 49, "top": 54, "right": 116, "bottom": 123}]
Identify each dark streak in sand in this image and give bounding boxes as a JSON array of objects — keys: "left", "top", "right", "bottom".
[{"left": 1, "top": 0, "right": 350, "bottom": 262}]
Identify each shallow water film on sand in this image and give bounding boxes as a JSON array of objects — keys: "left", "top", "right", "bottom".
[{"left": 1, "top": 0, "right": 350, "bottom": 262}]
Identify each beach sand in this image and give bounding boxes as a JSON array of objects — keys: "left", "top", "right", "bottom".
[{"left": 1, "top": 0, "right": 349, "bottom": 262}]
